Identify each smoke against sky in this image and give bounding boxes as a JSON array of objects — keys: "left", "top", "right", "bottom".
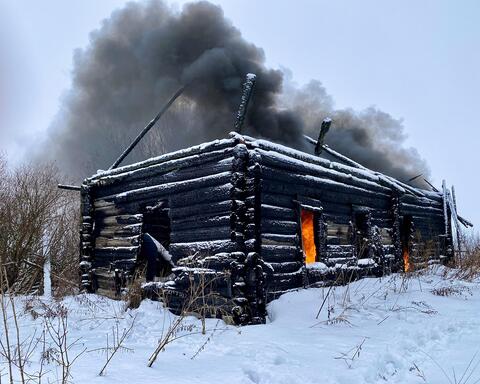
[{"left": 39, "top": 0, "right": 429, "bottom": 185}]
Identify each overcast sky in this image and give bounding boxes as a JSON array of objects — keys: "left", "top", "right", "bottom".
[{"left": 1, "top": 0, "right": 478, "bottom": 229}]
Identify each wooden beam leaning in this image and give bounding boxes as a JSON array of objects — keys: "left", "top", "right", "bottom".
[{"left": 109, "top": 86, "right": 185, "bottom": 170}]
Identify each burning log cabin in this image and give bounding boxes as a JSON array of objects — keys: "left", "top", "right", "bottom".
[
  {"left": 74, "top": 74, "right": 471, "bottom": 325},
  {"left": 78, "top": 129, "right": 469, "bottom": 324}
]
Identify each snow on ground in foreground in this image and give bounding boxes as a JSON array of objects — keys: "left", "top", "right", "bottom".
[{"left": 2, "top": 267, "right": 480, "bottom": 384}]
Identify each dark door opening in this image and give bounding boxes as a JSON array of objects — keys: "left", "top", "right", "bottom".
[
  {"left": 354, "top": 211, "right": 369, "bottom": 259},
  {"left": 400, "top": 215, "right": 413, "bottom": 272},
  {"left": 140, "top": 201, "right": 173, "bottom": 281}
]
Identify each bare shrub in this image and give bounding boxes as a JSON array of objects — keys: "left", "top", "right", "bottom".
[
  {"left": 454, "top": 232, "right": 480, "bottom": 280},
  {"left": 147, "top": 270, "right": 232, "bottom": 367},
  {"left": 0, "top": 155, "right": 79, "bottom": 296},
  {"left": 431, "top": 285, "right": 472, "bottom": 298},
  {"left": 85, "top": 314, "right": 137, "bottom": 376},
  {"left": 334, "top": 337, "right": 367, "bottom": 369}
]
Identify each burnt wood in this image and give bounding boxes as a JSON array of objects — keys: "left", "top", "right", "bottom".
[{"left": 80, "top": 133, "right": 453, "bottom": 326}]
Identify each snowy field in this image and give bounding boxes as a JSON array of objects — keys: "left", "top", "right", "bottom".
[{"left": 2, "top": 266, "right": 480, "bottom": 384}]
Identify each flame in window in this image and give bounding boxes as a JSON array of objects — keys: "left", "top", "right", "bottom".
[
  {"left": 403, "top": 247, "right": 411, "bottom": 272},
  {"left": 301, "top": 209, "right": 317, "bottom": 264}
]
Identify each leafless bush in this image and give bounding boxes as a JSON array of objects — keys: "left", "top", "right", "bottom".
[
  {"left": 0, "top": 268, "right": 49, "bottom": 383},
  {"left": 42, "top": 303, "right": 86, "bottom": 383},
  {"left": 453, "top": 232, "right": 480, "bottom": 280},
  {"left": 334, "top": 337, "right": 367, "bottom": 369},
  {"left": 147, "top": 271, "right": 231, "bottom": 367},
  {"left": 88, "top": 314, "right": 137, "bottom": 376},
  {"left": 431, "top": 285, "right": 473, "bottom": 298},
  {"left": 0, "top": 154, "right": 79, "bottom": 296}
]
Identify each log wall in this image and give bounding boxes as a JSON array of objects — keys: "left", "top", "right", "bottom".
[
  {"left": 80, "top": 134, "right": 450, "bottom": 320},
  {"left": 248, "top": 142, "right": 449, "bottom": 297},
  {"left": 84, "top": 140, "right": 243, "bottom": 295}
]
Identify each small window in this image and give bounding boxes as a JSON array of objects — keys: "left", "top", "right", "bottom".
[
  {"left": 354, "top": 211, "right": 370, "bottom": 259},
  {"left": 300, "top": 209, "right": 317, "bottom": 264},
  {"left": 326, "top": 221, "right": 351, "bottom": 246}
]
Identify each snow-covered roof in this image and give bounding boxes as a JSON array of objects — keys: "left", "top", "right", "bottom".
[
  {"left": 86, "top": 132, "right": 443, "bottom": 202},
  {"left": 234, "top": 132, "right": 442, "bottom": 201}
]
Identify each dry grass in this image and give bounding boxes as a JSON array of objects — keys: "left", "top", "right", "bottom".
[{"left": 453, "top": 232, "right": 480, "bottom": 280}]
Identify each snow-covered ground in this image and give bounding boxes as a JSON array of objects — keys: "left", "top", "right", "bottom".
[{"left": 2, "top": 266, "right": 480, "bottom": 383}]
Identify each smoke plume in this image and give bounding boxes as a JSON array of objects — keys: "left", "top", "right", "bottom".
[{"left": 39, "top": 0, "right": 429, "bottom": 186}]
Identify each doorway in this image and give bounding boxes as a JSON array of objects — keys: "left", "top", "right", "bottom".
[
  {"left": 400, "top": 215, "right": 413, "bottom": 272},
  {"left": 354, "top": 211, "right": 369, "bottom": 259},
  {"left": 140, "top": 201, "right": 172, "bottom": 280}
]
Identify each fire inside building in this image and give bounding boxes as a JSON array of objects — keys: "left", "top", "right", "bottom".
[{"left": 65, "top": 74, "right": 472, "bottom": 325}]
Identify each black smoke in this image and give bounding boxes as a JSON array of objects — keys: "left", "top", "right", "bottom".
[{"left": 39, "top": 0, "right": 429, "bottom": 186}]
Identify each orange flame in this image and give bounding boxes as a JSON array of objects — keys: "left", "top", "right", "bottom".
[
  {"left": 301, "top": 209, "right": 317, "bottom": 264},
  {"left": 403, "top": 247, "right": 410, "bottom": 272}
]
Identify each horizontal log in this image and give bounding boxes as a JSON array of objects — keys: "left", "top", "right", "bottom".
[
  {"left": 260, "top": 165, "right": 391, "bottom": 203},
  {"left": 261, "top": 193, "right": 295, "bottom": 209},
  {"left": 266, "top": 261, "right": 303, "bottom": 274},
  {"left": 400, "top": 203, "right": 444, "bottom": 215},
  {"left": 261, "top": 233, "right": 297, "bottom": 246},
  {"left": 99, "top": 214, "right": 143, "bottom": 226},
  {"left": 171, "top": 215, "right": 231, "bottom": 231},
  {"left": 261, "top": 204, "right": 296, "bottom": 221},
  {"left": 98, "top": 223, "right": 142, "bottom": 238},
  {"left": 261, "top": 179, "right": 391, "bottom": 210},
  {"left": 170, "top": 226, "right": 232, "bottom": 243},
  {"left": 266, "top": 273, "right": 304, "bottom": 291},
  {"left": 401, "top": 194, "right": 443, "bottom": 206},
  {"left": 169, "top": 240, "right": 239, "bottom": 260},
  {"left": 261, "top": 244, "right": 299, "bottom": 262},
  {"left": 243, "top": 137, "right": 434, "bottom": 200},
  {"left": 94, "top": 245, "right": 139, "bottom": 254},
  {"left": 170, "top": 183, "right": 234, "bottom": 207},
  {"left": 170, "top": 200, "right": 233, "bottom": 220},
  {"left": 325, "top": 251, "right": 355, "bottom": 260},
  {"left": 95, "top": 236, "right": 140, "bottom": 248},
  {"left": 89, "top": 138, "right": 237, "bottom": 181},
  {"left": 261, "top": 219, "right": 298, "bottom": 235},
  {"left": 108, "top": 172, "right": 232, "bottom": 203},
  {"left": 257, "top": 149, "right": 391, "bottom": 194},
  {"left": 94, "top": 205, "right": 123, "bottom": 217},
  {"left": 95, "top": 156, "right": 234, "bottom": 198}
]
